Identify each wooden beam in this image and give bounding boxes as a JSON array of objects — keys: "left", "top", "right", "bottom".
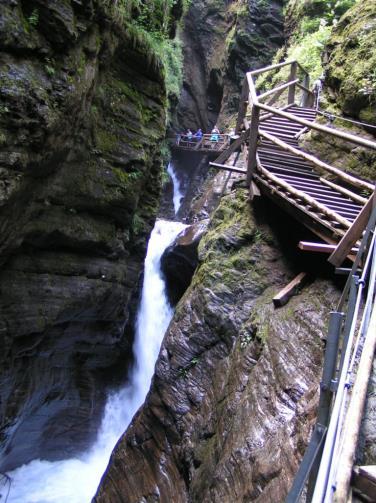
[
  {"left": 273, "top": 272, "right": 309, "bottom": 307},
  {"left": 333, "top": 303, "right": 376, "bottom": 502},
  {"left": 298, "top": 242, "right": 359, "bottom": 254},
  {"left": 319, "top": 178, "right": 367, "bottom": 205},
  {"left": 288, "top": 61, "right": 298, "bottom": 104},
  {"left": 258, "top": 79, "right": 299, "bottom": 102},
  {"left": 256, "top": 101, "right": 376, "bottom": 151},
  {"left": 328, "top": 194, "right": 374, "bottom": 266},
  {"left": 235, "top": 79, "right": 249, "bottom": 134},
  {"left": 257, "top": 163, "right": 352, "bottom": 229},
  {"left": 247, "top": 105, "right": 261, "bottom": 185},
  {"left": 259, "top": 130, "right": 375, "bottom": 191},
  {"left": 254, "top": 173, "right": 347, "bottom": 243},
  {"left": 250, "top": 181, "right": 261, "bottom": 200},
  {"left": 209, "top": 162, "right": 246, "bottom": 174},
  {"left": 352, "top": 466, "right": 376, "bottom": 502},
  {"left": 213, "top": 129, "right": 249, "bottom": 165},
  {"left": 249, "top": 59, "right": 295, "bottom": 76}
]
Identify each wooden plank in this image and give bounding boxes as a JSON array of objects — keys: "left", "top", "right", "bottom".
[
  {"left": 256, "top": 101, "right": 376, "bottom": 151},
  {"left": 333, "top": 302, "right": 376, "bottom": 502},
  {"left": 209, "top": 162, "right": 246, "bottom": 174},
  {"left": 254, "top": 174, "right": 346, "bottom": 242},
  {"left": 352, "top": 466, "right": 376, "bottom": 502},
  {"left": 235, "top": 79, "right": 250, "bottom": 134},
  {"left": 259, "top": 130, "right": 375, "bottom": 191},
  {"left": 273, "top": 272, "right": 309, "bottom": 307},
  {"left": 214, "top": 129, "right": 249, "bottom": 165},
  {"left": 320, "top": 178, "right": 367, "bottom": 205},
  {"left": 298, "top": 242, "right": 359, "bottom": 254},
  {"left": 247, "top": 105, "right": 261, "bottom": 186},
  {"left": 328, "top": 194, "right": 374, "bottom": 266},
  {"left": 257, "top": 163, "right": 352, "bottom": 229},
  {"left": 250, "top": 181, "right": 261, "bottom": 199}
]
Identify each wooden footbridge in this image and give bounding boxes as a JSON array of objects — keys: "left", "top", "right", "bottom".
[
  {"left": 209, "top": 60, "right": 376, "bottom": 503},
  {"left": 172, "top": 133, "right": 230, "bottom": 153},
  {"left": 210, "top": 60, "right": 376, "bottom": 265}
]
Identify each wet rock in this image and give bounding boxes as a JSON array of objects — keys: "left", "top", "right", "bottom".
[
  {"left": 0, "top": 0, "right": 174, "bottom": 470},
  {"left": 324, "top": 0, "right": 376, "bottom": 127},
  {"left": 94, "top": 189, "right": 340, "bottom": 502},
  {"left": 161, "top": 220, "right": 208, "bottom": 305},
  {"left": 175, "top": 0, "right": 284, "bottom": 131}
]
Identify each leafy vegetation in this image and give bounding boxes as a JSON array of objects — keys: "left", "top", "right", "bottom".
[
  {"left": 257, "top": 0, "right": 357, "bottom": 92},
  {"left": 103, "top": 0, "right": 188, "bottom": 106}
]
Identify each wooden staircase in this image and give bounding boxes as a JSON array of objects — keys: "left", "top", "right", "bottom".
[
  {"left": 210, "top": 60, "right": 376, "bottom": 503},
  {"left": 210, "top": 60, "right": 376, "bottom": 252}
]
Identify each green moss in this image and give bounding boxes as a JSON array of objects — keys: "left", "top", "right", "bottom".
[
  {"left": 325, "top": 0, "right": 376, "bottom": 120},
  {"left": 96, "top": 128, "right": 118, "bottom": 152}
]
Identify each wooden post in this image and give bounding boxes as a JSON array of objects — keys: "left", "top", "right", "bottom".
[
  {"left": 247, "top": 104, "right": 260, "bottom": 186},
  {"left": 328, "top": 194, "right": 374, "bottom": 266},
  {"left": 301, "top": 72, "right": 310, "bottom": 107},
  {"left": 235, "top": 79, "right": 249, "bottom": 135},
  {"left": 333, "top": 302, "right": 376, "bottom": 502},
  {"left": 288, "top": 61, "right": 297, "bottom": 104}
]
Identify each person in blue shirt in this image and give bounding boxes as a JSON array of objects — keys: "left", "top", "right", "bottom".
[
  {"left": 194, "top": 128, "right": 203, "bottom": 141},
  {"left": 210, "top": 125, "right": 219, "bottom": 142}
]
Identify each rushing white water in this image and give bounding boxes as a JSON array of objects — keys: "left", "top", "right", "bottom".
[
  {"left": 2, "top": 218, "right": 186, "bottom": 503},
  {"left": 167, "top": 162, "right": 184, "bottom": 214}
]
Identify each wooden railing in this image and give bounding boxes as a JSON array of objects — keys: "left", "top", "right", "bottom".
[
  {"left": 235, "top": 60, "right": 376, "bottom": 187},
  {"left": 176, "top": 133, "right": 230, "bottom": 151}
]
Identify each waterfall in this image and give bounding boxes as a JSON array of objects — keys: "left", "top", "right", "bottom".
[
  {"left": 167, "top": 161, "right": 184, "bottom": 214},
  {"left": 1, "top": 167, "right": 186, "bottom": 502}
]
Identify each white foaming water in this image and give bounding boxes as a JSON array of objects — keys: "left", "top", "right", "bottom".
[
  {"left": 167, "top": 162, "right": 183, "bottom": 214},
  {"left": 2, "top": 219, "right": 187, "bottom": 503}
]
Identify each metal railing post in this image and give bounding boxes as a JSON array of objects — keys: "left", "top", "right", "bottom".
[{"left": 306, "top": 311, "right": 344, "bottom": 501}]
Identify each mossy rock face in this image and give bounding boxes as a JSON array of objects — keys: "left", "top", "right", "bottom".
[
  {"left": 324, "top": 0, "right": 376, "bottom": 124},
  {"left": 0, "top": 0, "right": 176, "bottom": 471},
  {"left": 175, "top": 0, "right": 284, "bottom": 131},
  {"left": 94, "top": 187, "right": 340, "bottom": 502}
]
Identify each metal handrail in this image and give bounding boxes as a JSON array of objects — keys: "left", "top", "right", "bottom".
[
  {"left": 312, "top": 225, "right": 376, "bottom": 503},
  {"left": 286, "top": 206, "right": 376, "bottom": 502}
]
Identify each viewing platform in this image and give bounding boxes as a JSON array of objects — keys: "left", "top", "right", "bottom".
[{"left": 171, "top": 133, "right": 231, "bottom": 153}]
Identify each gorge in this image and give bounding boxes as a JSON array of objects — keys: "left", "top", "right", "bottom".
[{"left": 0, "top": 1, "right": 375, "bottom": 502}]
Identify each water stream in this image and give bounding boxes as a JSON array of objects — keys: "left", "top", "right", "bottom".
[
  {"left": 167, "top": 160, "right": 186, "bottom": 215},
  {"left": 1, "top": 164, "right": 186, "bottom": 502}
]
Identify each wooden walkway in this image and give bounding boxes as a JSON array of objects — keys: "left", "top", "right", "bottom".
[
  {"left": 208, "top": 60, "right": 376, "bottom": 502},
  {"left": 210, "top": 60, "right": 376, "bottom": 256},
  {"left": 172, "top": 133, "right": 230, "bottom": 153}
]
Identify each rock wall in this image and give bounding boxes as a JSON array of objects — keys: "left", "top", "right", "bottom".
[
  {"left": 0, "top": 0, "right": 171, "bottom": 470},
  {"left": 324, "top": 0, "right": 376, "bottom": 127},
  {"left": 175, "top": 0, "right": 284, "bottom": 131},
  {"left": 94, "top": 189, "right": 340, "bottom": 502}
]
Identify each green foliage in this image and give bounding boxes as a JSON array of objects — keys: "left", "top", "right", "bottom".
[
  {"left": 102, "top": 1, "right": 186, "bottom": 109},
  {"left": 178, "top": 355, "right": 200, "bottom": 379},
  {"left": 287, "top": 24, "right": 331, "bottom": 81},
  {"left": 163, "top": 37, "right": 183, "bottom": 99},
  {"left": 28, "top": 9, "right": 39, "bottom": 27},
  {"left": 260, "top": 0, "right": 356, "bottom": 92},
  {"left": 44, "top": 65, "right": 55, "bottom": 77},
  {"left": 132, "top": 213, "right": 144, "bottom": 235}
]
